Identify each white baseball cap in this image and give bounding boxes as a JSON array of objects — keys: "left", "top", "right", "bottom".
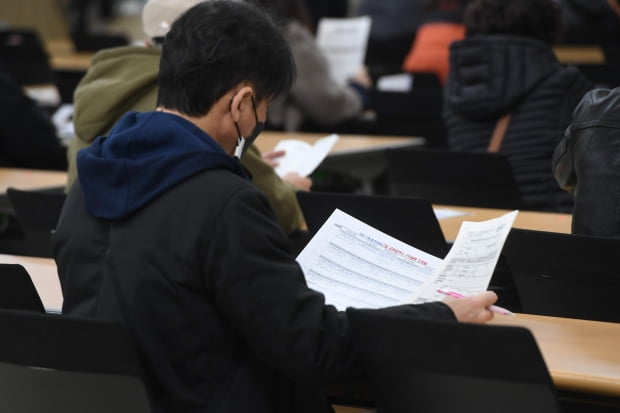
[{"left": 141, "top": 0, "right": 206, "bottom": 39}]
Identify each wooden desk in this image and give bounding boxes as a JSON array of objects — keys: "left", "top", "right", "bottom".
[
  {"left": 491, "top": 313, "right": 620, "bottom": 400},
  {"left": 554, "top": 45, "right": 606, "bottom": 65},
  {"left": 435, "top": 205, "right": 572, "bottom": 241},
  {"left": 257, "top": 131, "right": 424, "bottom": 193},
  {"left": 0, "top": 168, "right": 67, "bottom": 193},
  {"left": 0, "top": 254, "right": 61, "bottom": 313},
  {"left": 44, "top": 39, "right": 93, "bottom": 71}
]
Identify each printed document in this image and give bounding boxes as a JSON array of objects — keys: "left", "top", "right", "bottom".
[
  {"left": 296, "top": 209, "right": 518, "bottom": 310},
  {"left": 411, "top": 210, "right": 518, "bottom": 303},
  {"left": 274, "top": 134, "right": 339, "bottom": 177},
  {"left": 316, "top": 16, "right": 372, "bottom": 85}
]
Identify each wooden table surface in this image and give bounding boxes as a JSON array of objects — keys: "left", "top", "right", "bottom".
[
  {"left": 45, "top": 38, "right": 93, "bottom": 71},
  {"left": 0, "top": 168, "right": 67, "bottom": 193},
  {"left": 491, "top": 313, "right": 620, "bottom": 398},
  {"left": 0, "top": 254, "right": 61, "bottom": 313},
  {"left": 255, "top": 131, "right": 423, "bottom": 157},
  {"left": 435, "top": 205, "right": 572, "bottom": 241},
  {"left": 553, "top": 45, "right": 606, "bottom": 65}
]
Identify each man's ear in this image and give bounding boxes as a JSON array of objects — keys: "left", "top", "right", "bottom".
[{"left": 230, "top": 86, "right": 254, "bottom": 122}]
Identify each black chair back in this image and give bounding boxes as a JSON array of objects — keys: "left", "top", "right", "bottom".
[
  {"left": 371, "top": 73, "right": 447, "bottom": 147},
  {"left": 0, "top": 29, "right": 54, "bottom": 86},
  {"left": 0, "top": 264, "right": 45, "bottom": 313},
  {"left": 386, "top": 148, "right": 523, "bottom": 209},
  {"left": 347, "top": 308, "right": 560, "bottom": 413},
  {"left": 296, "top": 191, "right": 448, "bottom": 257},
  {"left": 0, "top": 309, "right": 152, "bottom": 412},
  {"left": 6, "top": 187, "right": 66, "bottom": 257},
  {"left": 503, "top": 228, "right": 620, "bottom": 322}
]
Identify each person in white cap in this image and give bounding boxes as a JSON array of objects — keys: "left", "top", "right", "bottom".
[{"left": 66, "top": 0, "right": 311, "bottom": 238}]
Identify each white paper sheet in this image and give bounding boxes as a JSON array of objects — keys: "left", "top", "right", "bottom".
[
  {"left": 411, "top": 210, "right": 518, "bottom": 303},
  {"left": 274, "top": 134, "right": 339, "bottom": 177},
  {"left": 296, "top": 209, "right": 518, "bottom": 310},
  {"left": 376, "top": 73, "right": 413, "bottom": 92},
  {"left": 433, "top": 208, "right": 469, "bottom": 220},
  {"left": 316, "top": 16, "right": 372, "bottom": 85},
  {"left": 296, "top": 209, "right": 443, "bottom": 310}
]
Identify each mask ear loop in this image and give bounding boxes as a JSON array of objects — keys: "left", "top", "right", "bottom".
[{"left": 251, "top": 96, "right": 260, "bottom": 125}]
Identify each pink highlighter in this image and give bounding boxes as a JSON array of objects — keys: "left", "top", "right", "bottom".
[{"left": 437, "top": 289, "right": 515, "bottom": 316}]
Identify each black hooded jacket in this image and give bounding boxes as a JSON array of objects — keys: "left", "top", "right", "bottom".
[
  {"left": 443, "top": 35, "right": 592, "bottom": 212},
  {"left": 54, "top": 111, "right": 456, "bottom": 413}
]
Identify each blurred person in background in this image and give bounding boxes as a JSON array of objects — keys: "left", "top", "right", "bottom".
[
  {"left": 443, "top": 0, "right": 592, "bottom": 212},
  {"left": 257, "top": 0, "right": 373, "bottom": 133}
]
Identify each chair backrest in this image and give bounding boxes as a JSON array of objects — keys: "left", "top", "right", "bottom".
[
  {"left": 296, "top": 191, "right": 448, "bottom": 257},
  {"left": 0, "top": 29, "right": 54, "bottom": 86},
  {"left": 503, "top": 228, "right": 620, "bottom": 322},
  {"left": 6, "top": 187, "right": 66, "bottom": 258},
  {"left": 0, "top": 264, "right": 45, "bottom": 313},
  {"left": 386, "top": 148, "right": 523, "bottom": 209},
  {"left": 0, "top": 309, "right": 152, "bottom": 413},
  {"left": 370, "top": 74, "right": 447, "bottom": 147},
  {"left": 347, "top": 308, "right": 560, "bottom": 413}
]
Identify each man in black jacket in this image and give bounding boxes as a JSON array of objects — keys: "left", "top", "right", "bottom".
[{"left": 53, "top": 2, "right": 497, "bottom": 413}]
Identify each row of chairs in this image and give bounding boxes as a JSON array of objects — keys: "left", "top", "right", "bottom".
[
  {"left": 0, "top": 295, "right": 557, "bottom": 413},
  {"left": 0, "top": 308, "right": 152, "bottom": 413},
  {"left": 4, "top": 185, "right": 619, "bottom": 324},
  {"left": 0, "top": 260, "right": 559, "bottom": 413}
]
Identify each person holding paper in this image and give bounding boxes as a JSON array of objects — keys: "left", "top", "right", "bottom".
[
  {"left": 64, "top": 0, "right": 309, "bottom": 235},
  {"left": 54, "top": 3, "right": 497, "bottom": 413},
  {"left": 257, "top": 0, "right": 373, "bottom": 132}
]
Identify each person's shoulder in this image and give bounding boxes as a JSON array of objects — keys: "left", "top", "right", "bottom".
[
  {"left": 284, "top": 20, "right": 315, "bottom": 44},
  {"left": 179, "top": 168, "right": 262, "bottom": 201},
  {"left": 90, "top": 45, "right": 158, "bottom": 64},
  {"left": 571, "top": 87, "right": 620, "bottom": 128},
  {"left": 545, "top": 64, "right": 592, "bottom": 93}
]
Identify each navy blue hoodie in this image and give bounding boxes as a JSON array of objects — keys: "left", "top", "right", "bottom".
[{"left": 77, "top": 111, "right": 249, "bottom": 220}]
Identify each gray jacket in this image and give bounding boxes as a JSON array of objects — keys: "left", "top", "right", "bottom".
[{"left": 268, "top": 20, "right": 362, "bottom": 131}]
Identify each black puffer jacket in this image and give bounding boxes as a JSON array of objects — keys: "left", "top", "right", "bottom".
[
  {"left": 444, "top": 35, "right": 592, "bottom": 212},
  {"left": 554, "top": 87, "right": 620, "bottom": 237}
]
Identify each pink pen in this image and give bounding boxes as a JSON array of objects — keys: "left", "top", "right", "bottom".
[{"left": 436, "top": 289, "right": 515, "bottom": 316}]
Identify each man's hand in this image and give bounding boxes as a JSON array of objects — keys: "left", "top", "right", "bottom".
[
  {"left": 262, "top": 149, "right": 286, "bottom": 168},
  {"left": 283, "top": 172, "right": 312, "bottom": 191},
  {"left": 443, "top": 291, "right": 498, "bottom": 323}
]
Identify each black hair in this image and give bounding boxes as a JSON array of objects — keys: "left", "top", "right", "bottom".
[
  {"left": 157, "top": 0, "right": 295, "bottom": 117},
  {"left": 464, "top": 0, "right": 561, "bottom": 45}
]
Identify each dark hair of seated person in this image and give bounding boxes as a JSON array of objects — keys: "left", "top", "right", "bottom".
[
  {"left": 157, "top": 0, "right": 295, "bottom": 117},
  {"left": 464, "top": 0, "right": 561, "bottom": 44}
]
